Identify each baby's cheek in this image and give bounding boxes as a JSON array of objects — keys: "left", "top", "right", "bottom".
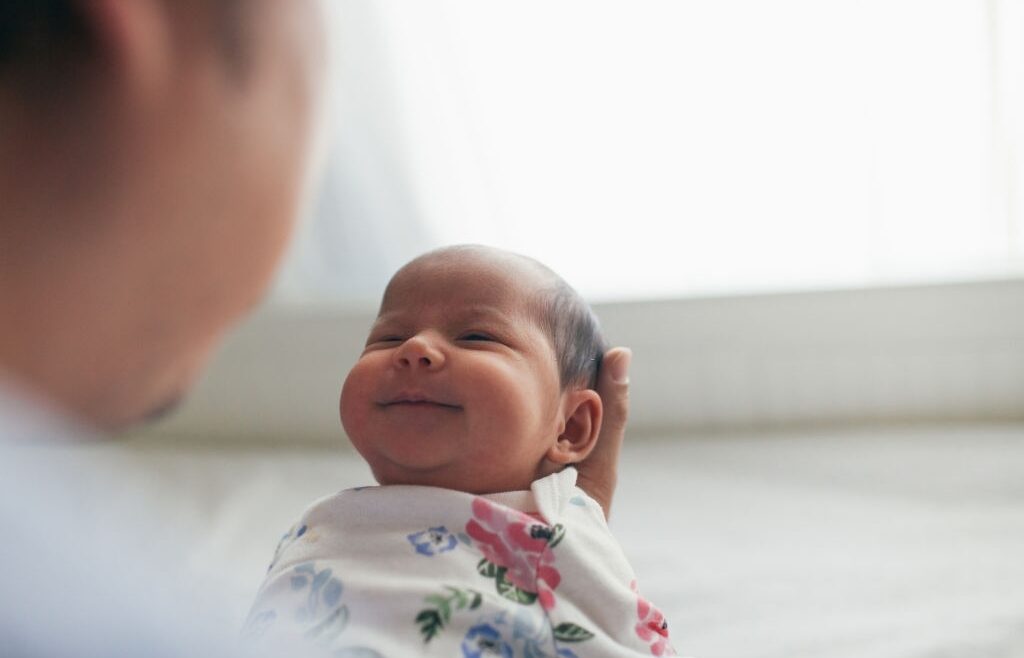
[
  {"left": 466, "top": 373, "right": 549, "bottom": 440},
  {"left": 339, "top": 363, "right": 374, "bottom": 435},
  {"left": 339, "top": 396, "right": 377, "bottom": 465}
]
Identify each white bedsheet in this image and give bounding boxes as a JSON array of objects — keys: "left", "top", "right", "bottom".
[{"left": 66, "top": 423, "right": 1024, "bottom": 657}]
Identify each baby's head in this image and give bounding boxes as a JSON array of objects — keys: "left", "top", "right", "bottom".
[{"left": 340, "top": 245, "right": 607, "bottom": 494}]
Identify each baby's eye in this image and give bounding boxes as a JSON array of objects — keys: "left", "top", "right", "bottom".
[
  {"left": 459, "top": 332, "right": 495, "bottom": 342},
  {"left": 368, "top": 335, "right": 403, "bottom": 346}
]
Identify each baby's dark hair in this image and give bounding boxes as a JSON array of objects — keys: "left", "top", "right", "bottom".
[{"left": 534, "top": 277, "right": 608, "bottom": 390}]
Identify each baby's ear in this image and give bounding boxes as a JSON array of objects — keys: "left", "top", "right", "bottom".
[{"left": 547, "top": 388, "right": 604, "bottom": 466}]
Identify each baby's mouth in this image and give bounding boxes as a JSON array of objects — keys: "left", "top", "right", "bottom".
[{"left": 377, "top": 394, "right": 462, "bottom": 410}]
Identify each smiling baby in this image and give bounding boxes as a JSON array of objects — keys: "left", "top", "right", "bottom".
[{"left": 245, "top": 245, "right": 677, "bottom": 657}]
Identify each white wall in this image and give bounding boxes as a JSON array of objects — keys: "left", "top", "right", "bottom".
[{"left": 140, "top": 278, "right": 1024, "bottom": 444}]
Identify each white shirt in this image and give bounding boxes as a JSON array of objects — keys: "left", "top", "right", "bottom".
[{"left": 0, "top": 380, "right": 251, "bottom": 658}]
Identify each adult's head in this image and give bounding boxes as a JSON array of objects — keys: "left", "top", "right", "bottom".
[{"left": 0, "top": 0, "right": 325, "bottom": 429}]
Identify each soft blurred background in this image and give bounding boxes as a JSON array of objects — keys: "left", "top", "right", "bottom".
[{"left": 114, "top": 1, "right": 1024, "bottom": 656}]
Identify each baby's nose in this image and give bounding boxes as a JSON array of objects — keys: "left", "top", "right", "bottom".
[{"left": 393, "top": 334, "right": 445, "bottom": 370}]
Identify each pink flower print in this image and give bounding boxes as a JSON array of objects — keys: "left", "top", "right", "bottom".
[
  {"left": 535, "top": 583, "right": 556, "bottom": 611},
  {"left": 632, "top": 581, "right": 676, "bottom": 656},
  {"left": 465, "top": 497, "right": 562, "bottom": 610}
]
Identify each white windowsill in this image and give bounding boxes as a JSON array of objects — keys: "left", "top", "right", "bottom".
[{"left": 138, "top": 278, "right": 1024, "bottom": 444}]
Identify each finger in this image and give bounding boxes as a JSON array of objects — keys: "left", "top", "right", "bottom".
[
  {"left": 593, "top": 347, "right": 631, "bottom": 462},
  {"left": 576, "top": 346, "right": 631, "bottom": 519}
]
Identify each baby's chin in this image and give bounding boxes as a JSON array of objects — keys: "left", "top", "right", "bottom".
[{"left": 368, "top": 458, "right": 540, "bottom": 494}]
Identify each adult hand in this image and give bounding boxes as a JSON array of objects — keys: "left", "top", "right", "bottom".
[{"left": 576, "top": 347, "right": 631, "bottom": 520}]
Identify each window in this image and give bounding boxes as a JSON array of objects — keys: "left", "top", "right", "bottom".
[{"left": 273, "top": 0, "right": 1024, "bottom": 304}]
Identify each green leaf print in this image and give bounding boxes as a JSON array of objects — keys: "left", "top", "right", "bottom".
[
  {"left": 415, "top": 609, "right": 444, "bottom": 642},
  {"left": 423, "top": 595, "right": 451, "bottom": 623},
  {"left": 444, "top": 585, "right": 482, "bottom": 611},
  {"left": 547, "top": 524, "right": 566, "bottom": 549},
  {"left": 477, "top": 558, "right": 540, "bottom": 605},
  {"left": 477, "top": 558, "right": 500, "bottom": 578},
  {"left": 494, "top": 568, "right": 538, "bottom": 605},
  {"left": 552, "top": 622, "right": 596, "bottom": 643},
  {"left": 415, "top": 586, "right": 484, "bottom": 643}
]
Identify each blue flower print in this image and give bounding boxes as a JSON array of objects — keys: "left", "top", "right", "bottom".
[
  {"left": 461, "top": 622, "right": 514, "bottom": 658},
  {"left": 458, "top": 609, "right": 583, "bottom": 658},
  {"left": 334, "top": 650, "right": 385, "bottom": 658},
  {"left": 290, "top": 562, "right": 344, "bottom": 623},
  {"left": 242, "top": 609, "right": 277, "bottom": 639},
  {"left": 408, "top": 526, "right": 458, "bottom": 556},
  {"left": 267, "top": 523, "right": 309, "bottom": 572}
]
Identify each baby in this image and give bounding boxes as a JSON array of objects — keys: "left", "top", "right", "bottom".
[{"left": 246, "top": 245, "right": 676, "bottom": 657}]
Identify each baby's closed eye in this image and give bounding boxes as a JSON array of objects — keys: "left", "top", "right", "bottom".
[
  {"left": 458, "top": 332, "right": 496, "bottom": 342},
  {"left": 363, "top": 334, "right": 405, "bottom": 351}
]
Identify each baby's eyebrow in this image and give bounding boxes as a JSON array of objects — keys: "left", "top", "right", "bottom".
[
  {"left": 457, "top": 306, "right": 512, "bottom": 323},
  {"left": 370, "top": 306, "right": 518, "bottom": 332},
  {"left": 366, "top": 314, "right": 403, "bottom": 336},
  {"left": 454, "top": 306, "right": 536, "bottom": 333}
]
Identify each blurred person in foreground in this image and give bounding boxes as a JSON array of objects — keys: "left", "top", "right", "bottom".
[{"left": 0, "top": 1, "right": 632, "bottom": 656}]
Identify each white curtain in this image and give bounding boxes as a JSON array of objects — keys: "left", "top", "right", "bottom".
[{"left": 273, "top": 0, "right": 1024, "bottom": 305}]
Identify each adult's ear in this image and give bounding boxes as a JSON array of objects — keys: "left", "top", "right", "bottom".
[
  {"left": 74, "top": 0, "right": 172, "bottom": 101},
  {"left": 547, "top": 389, "right": 604, "bottom": 466}
]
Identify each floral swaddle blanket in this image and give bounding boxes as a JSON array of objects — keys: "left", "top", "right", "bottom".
[{"left": 245, "top": 468, "right": 677, "bottom": 657}]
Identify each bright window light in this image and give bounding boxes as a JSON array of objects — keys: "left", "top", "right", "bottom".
[{"left": 274, "top": 0, "right": 1024, "bottom": 304}]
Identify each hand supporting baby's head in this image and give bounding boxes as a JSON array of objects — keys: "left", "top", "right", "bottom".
[{"left": 339, "top": 245, "right": 607, "bottom": 494}]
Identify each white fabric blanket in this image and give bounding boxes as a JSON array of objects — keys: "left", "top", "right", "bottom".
[{"left": 246, "top": 468, "right": 678, "bottom": 657}]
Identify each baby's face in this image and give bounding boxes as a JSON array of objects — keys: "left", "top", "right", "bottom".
[{"left": 340, "top": 254, "right": 568, "bottom": 493}]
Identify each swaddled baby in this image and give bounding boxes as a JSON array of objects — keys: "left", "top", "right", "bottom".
[{"left": 246, "top": 245, "right": 677, "bottom": 657}]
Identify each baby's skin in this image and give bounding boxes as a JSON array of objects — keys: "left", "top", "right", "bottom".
[
  {"left": 340, "top": 245, "right": 626, "bottom": 505},
  {"left": 244, "top": 247, "right": 678, "bottom": 658}
]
